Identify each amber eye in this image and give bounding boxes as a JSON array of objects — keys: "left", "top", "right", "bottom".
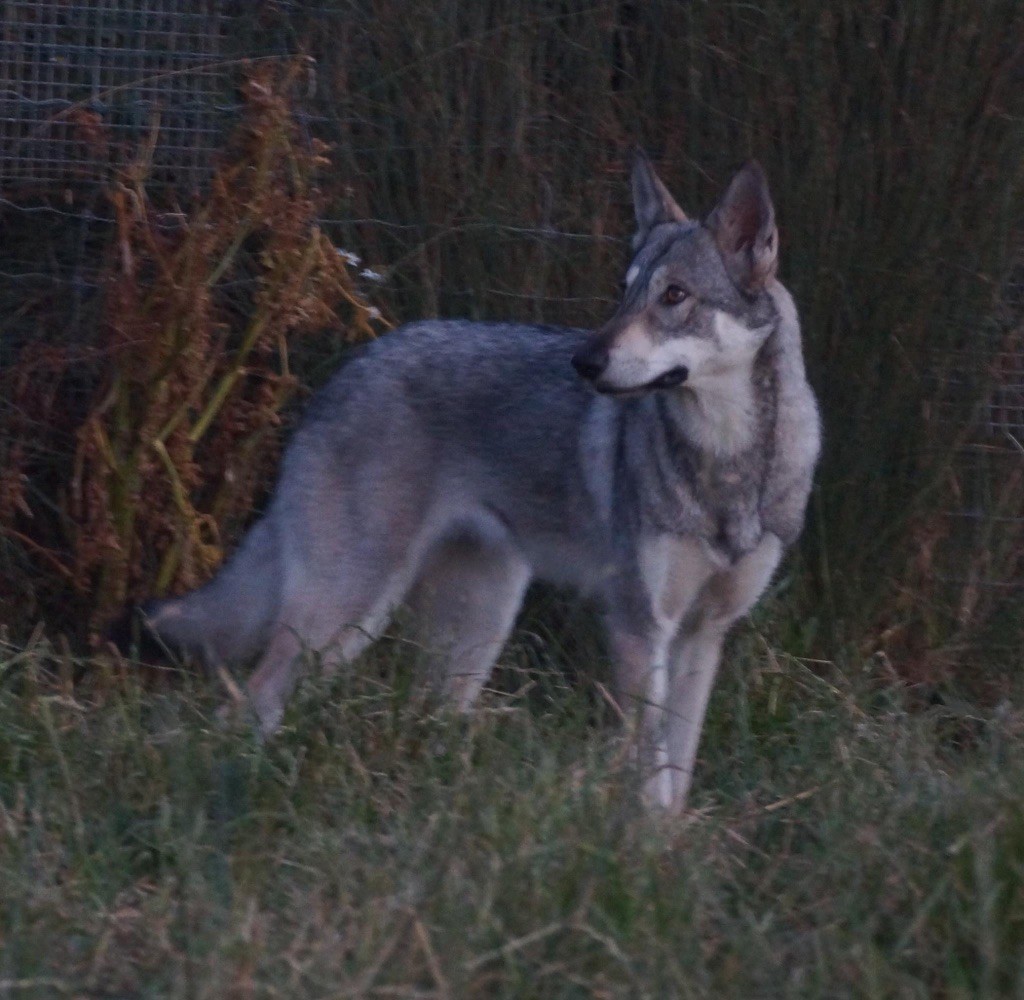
[{"left": 661, "top": 284, "right": 687, "bottom": 306}]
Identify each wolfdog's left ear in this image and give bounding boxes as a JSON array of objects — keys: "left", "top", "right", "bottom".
[
  {"left": 632, "top": 149, "right": 688, "bottom": 249},
  {"left": 706, "top": 161, "right": 778, "bottom": 292}
]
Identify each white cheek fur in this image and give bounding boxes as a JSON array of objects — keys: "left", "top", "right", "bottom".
[
  {"left": 605, "top": 337, "right": 714, "bottom": 386},
  {"left": 602, "top": 311, "right": 765, "bottom": 390},
  {"left": 712, "top": 311, "right": 766, "bottom": 362}
]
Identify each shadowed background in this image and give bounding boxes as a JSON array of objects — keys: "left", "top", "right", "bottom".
[{"left": 2, "top": 0, "right": 1023, "bottom": 683}]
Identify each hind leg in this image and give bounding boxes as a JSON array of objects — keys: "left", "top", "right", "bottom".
[
  {"left": 243, "top": 522, "right": 434, "bottom": 734},
  {"left": 405, "top": 528, "right": 531, "bottom": 710},
  {"left": 141, "top": 517, "right": 281, "bottom": 667}
]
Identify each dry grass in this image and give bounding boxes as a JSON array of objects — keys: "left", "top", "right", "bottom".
[{"left": 1, "top": 614, "right": 1023, "bottom": 998}]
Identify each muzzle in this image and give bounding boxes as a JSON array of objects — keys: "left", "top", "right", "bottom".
[{"left": 571, "top": 341, "right": 689, "bottom": 393}]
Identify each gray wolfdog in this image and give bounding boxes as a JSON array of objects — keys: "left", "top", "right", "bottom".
[{"left": 137, "top": 153, "right": 820, "bottom": 811}]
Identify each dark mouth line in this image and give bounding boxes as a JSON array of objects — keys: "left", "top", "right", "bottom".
[{"left": 596, "top": 366, "right": 689, "bottom": 395}]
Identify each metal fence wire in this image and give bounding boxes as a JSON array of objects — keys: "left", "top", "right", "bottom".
[
  {"left": 987, "top": 267, "right": 1024, "bottom": 441},
  {"left": 0, "top": 0, "right": 1021, "bottom": 616},
  {"left": 0, "top": 0, "right": 232, "bottom": 196}
]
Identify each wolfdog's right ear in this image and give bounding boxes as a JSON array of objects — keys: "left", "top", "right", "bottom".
[
  {"left": 631, "top": 149, "right": 688, "bottom": 249},
  {"left": 706, "top": 160, "right": 778, "bottom": 292}
]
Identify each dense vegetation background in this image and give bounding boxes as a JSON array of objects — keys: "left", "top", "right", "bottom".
[
  {"left": 3, "top": 0, "right": 1022, "bottom": 673},
  {"left": 282, "top": 0, "right": 1024, "bottom": 678}
]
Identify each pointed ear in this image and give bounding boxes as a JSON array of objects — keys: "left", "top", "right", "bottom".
[
  {"left": 706, "top": 160, "right": 778, "bottom": 292},
  {"left": 631, "top": 149, "right": 688, "bottom": 248}
]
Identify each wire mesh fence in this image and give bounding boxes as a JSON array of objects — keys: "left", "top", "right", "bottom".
[
  {"left": 0, "top": 0, "right": 1022, "bottom": 655},
  {"left": 986, "top": 269, "right": 1024, "bottom": 441},
  {"left": 0, "top": 0, "right": 233, "bottom": 195}
]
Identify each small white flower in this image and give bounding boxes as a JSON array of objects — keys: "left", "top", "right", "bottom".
[
  {"left": 335, "top": 248, "right": 361, "bottom": 267},
  {"left": 360, "top": 268, "right": 385, "bottom": 283},
  {"left": 365, "top": 306, "right": 382, "bottom": 321}
]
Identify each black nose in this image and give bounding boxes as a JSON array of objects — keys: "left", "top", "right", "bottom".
[{"left": 571, "top": 346, "right": 608, "bottom": 381}]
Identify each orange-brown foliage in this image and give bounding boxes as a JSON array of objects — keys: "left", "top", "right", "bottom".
[{"left": 2, "top": 60, "right": 385, "bottom": 637}]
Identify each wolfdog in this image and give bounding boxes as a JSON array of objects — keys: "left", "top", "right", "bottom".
[{"left": 135, "top": 153, "right": 820, "bottom": 811}]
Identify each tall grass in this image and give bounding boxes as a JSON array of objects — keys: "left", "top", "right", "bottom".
[
  {"left": 281, "top": 0, "right": 1024, "bottom": 667},
  {"left": 2, "top": 619, "right": 1023, "bottom": 997}
]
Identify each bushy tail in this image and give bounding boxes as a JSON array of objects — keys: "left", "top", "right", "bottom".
[{"left": 139, "top": 517, "right": 281, "bottom": 666}]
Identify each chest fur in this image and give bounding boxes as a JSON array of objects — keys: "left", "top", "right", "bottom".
[{"left": 638, "top": 376, "right": 774, "bottom": 561}]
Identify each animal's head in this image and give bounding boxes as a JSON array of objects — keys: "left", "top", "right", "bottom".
[{"left": 572, "top": 153, "right": 780, "bottom": 395}]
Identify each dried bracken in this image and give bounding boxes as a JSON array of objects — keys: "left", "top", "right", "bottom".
[{"left": 3, "top": 59, "right": 385, "bottom": 637}]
